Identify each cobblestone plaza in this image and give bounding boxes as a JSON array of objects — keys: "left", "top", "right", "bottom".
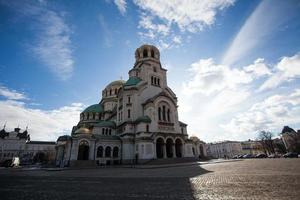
[{"left": 0, "top": 159, "right": 299, "bottom": 200}]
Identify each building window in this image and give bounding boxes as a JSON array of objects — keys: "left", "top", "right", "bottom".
[
  {"left": 167, "top": 109, "right": 170, "bottom": 122},
  {"left": 128, "top": 109, "right": 131, "bottom": 118},
  {"left": 162, "top": 106, "right": 166, "bottom": 121},
  {"left": 102, "top": 128, "right": 105, "bottom": 135},
  {"left": 109, "top": 129, "right": 112, "bottom": 135},
  {"left": 115, "top": 88, "right": 118, "bottom": 95},
  {"left": 110, "top": 89, "right": 112, "bottom": 96},
  {"left": 158, "top": 107, "right": 161, "bottom": 121},
  {"left": 151, "top": 76, "right": 154, "bottom": 84},
  {"left": 143, "top": 49, "right": 148, "bottom": 58},
  {"left": 105, "top": 128, "right": 108, "bottom": 135},
  {"left": 113, "top": 147, "right": 119, "bottom": 158},
  {"left": 151, "top": 49, "right": 155, "bottom": 58},
  {"left": 105, "top": 146, "right": 111, "bottom": 157},
  {"left": 181, "top": 127, "right": 184, "bottom": 134},
  {"left": 146, "top": 125, "right": 149, "bottom": 132},
  {"left": 97, "top": 146, "right": 103, "bottom": 157},
  {"left": 128, "top": 96, "right": 131, "bottom": 103}
]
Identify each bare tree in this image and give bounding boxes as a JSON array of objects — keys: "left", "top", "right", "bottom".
[{"left": 257, "top": 131, "right": 275, "bottom": 155}]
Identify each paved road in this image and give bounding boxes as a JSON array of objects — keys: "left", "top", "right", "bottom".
[{"left": 0, "top": 159, "right": 299, "bottom": 200}]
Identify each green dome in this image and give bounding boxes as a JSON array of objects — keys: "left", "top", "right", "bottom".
[
  {"left": 135, "top": 115, "right": 151, "bottom": 124},
  {"left": 95, "top": 121, "right": 116, "bottom": 128},
  {"left": 82, "top": 104, "right": 103, "bottom": 113},
  {"left": 124, "top": 76, "right": 142, "bottom": 87}
]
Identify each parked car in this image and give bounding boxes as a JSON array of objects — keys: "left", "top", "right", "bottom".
[
  {"left": 256, "top": 153, "right": 267, "bottom": 158},
  {"left": 283, "top": 152, "right": 298, "bottom": 158},
  {"left": 267, "top": 154, "right": 280, "bottom": 158},
  {"left": 0, "top": 159, "right": 13, "bottom": 167},
  {"left": 243, "top": 154, "right": 254, "bottom": 159},
  {"left": 232, "top": 155, "right": 239, "bottom": 159},
  {"left": 238, "top": 154, "right": 245, "bottom": 159}
]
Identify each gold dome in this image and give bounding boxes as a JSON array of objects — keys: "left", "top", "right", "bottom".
[{"left": 74, "top": 127, "right": 91, "bottom": 135}]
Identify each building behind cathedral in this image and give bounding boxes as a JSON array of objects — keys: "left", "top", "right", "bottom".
[{"left": 56, "top": 44, "right": 206, "bottom": 166}]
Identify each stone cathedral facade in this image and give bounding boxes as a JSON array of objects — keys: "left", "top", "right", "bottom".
[{"left": 56, "top": 44, "right": 206, "bottom": 166}]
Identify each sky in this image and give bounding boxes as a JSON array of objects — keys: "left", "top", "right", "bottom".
[{"left": 0, "top": 0, "right": 300, "bottom": 142}]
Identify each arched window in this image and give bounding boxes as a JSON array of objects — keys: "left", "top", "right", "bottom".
[
  {"left": 105, "top": 128, "right": 108, "bottom": 135},
  {"left": 146, "top": 125, "right": 149, "bottom": 132},
  {"left": 93, "top": 113, "right": 95, "bottom": 119},
  {"left": 115, "top": 88, "right": 118, "bottom": 95},
  {"left": 109, "top": 129, "right": 112, "bottom": 135},
  {"left": 158, "top": 107, "right": 161, "bottom": 121},
  {"left": 153, "top": 67, "right": 157, "bottom": 72},
  {"left": 151, "top": 49, "right": 155, "bottom": 58},
  {"left": 97, "top": 146, "right": 103, "bottom": 157},
  {"left": 105, "top": 146, "right": 111, "bottom": 157},
  {"left": 143, "top": 49, "right": 148, "bottom": 57},
  {"left": 113, "top": 147, "right": 119, "bottom": 157},
  {"left": 162, "top": 106, "right": 166, "bottom": 121},
  {"left": 87, "top": 113, "right": 89, "bottom": 120},
  {"left": 128, "top": 109, "right": 131, "bottom": 118},
  {"left": 154, "top": 77, "right": 157, "bottom": 85},
  {"left": 151, "top": 76, "right": 154, "bottom": 84},
  {"left": 109, "top": 89, "right": 112, "bottom": 96},
  {"left": 102, "top": 128, "right": 105, "bottom": 135},
  {"left": 157, "top": 79, "right": 160, "bottom": 86},
  {"left": 167, "top": 109, "right": 170, "bottom": 122}
]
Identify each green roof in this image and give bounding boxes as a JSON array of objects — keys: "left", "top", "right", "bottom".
[
  {"left": 95, "top": 121, "right": 116, "bottom": 128},
  {"left": 57, "top": 135, "right": 72, "bottom": 142},
  {"left": 135, "top": 116, "right": 151, "bottom": 124},
  {"left": 82, "top": 104, "right": 103, "bottom": 113},
  {"left": 124, "top": 76, "right": 142, "bottom": 87}
]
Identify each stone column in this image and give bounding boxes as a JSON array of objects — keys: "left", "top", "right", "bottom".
[
  {"left": 172, "top": 144, "right": 176, "bottom": 158},
  {"left": 163, "top": 143, "right": 167, "bottom": 158}
]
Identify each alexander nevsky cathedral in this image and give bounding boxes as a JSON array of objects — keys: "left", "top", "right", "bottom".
[{"left": 56, "top": 44, "right": 206, "bottom": 166}]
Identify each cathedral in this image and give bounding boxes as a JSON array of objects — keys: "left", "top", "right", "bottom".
[{"left": 56, "top": 44, "right": 206, "bottom": 166}]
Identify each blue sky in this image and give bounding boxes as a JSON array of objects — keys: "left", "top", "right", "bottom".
[{"left": 0, "top": 0, "right": 300, "bottom": 142}]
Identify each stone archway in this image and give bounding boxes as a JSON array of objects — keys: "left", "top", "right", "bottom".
[
  {"left": 77, "top": 140, "right": 89, "bottom": 160},
  {"left": 156, "top": 138, "right": 164, "bottom": 158},
  {"left": 175, "top": 139, "right": 183, "bottom": 158},
  {"left": 166, "top": 138, "right": 174, "bottom": 158}
]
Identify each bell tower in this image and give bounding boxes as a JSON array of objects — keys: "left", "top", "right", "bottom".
[{"left": 129, "top": 44, "right": 167, "bottom": 88}]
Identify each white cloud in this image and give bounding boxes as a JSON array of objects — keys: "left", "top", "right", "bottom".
[
  {"left": 0, "top": 85, "right": 84, "bottom": 141},
  {"left": 134, "top": 0, "right": 235, "bottom": 48},
  {"left": 134, "top": 0, "right": 234, "bottom": 32},
  {"left": 0, "top": 100, "right": 84, "bottom": 141},
  {"left": 114, "top": 0, "right": 127, "bottom": 15},
  {"left": 32, "top": 9, "right": 74, "bottom": 80},
  {"left": 222, "top": 89, "right": 300, "bottom": 138},
  {"left": 222, "top": 0, "right": 298, "bottom": 66},
  {"left": 2, "top": 2, "right": 74, "bottom": 80},
  {"left": 0, "top": 86, "right": 27, "bottom": 100},
  {"left": 182, "top": 58, "right": 253, "bottom": 95},
  {"left": 244, "top": 58, "right": 271, "bottom": 77},
  {"left": 260, "top": 53, "right": 300, "bottom": 91}
]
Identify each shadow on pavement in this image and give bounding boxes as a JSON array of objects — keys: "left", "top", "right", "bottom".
[{"left": 0, "top": 164, "right": 212, "bottom": 200}]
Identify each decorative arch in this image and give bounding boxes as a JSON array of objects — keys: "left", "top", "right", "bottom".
[
  {"left": 156, "top": 137, "right": 165, "bottom": 158},
  {"left": 97, "top": 146, "right": 103, "bottom": 157},
  {"left": 77, "top": 140, "right": 90, "bottom": 160},
  {"left": 105, "top": 146, "right": 111, "bottom": 157},
  {"left": 175, "top": 138, "right": 183, "bottom": 158},
  {"left": 113, "top": 146, "right": 119, "bottom": 158}
]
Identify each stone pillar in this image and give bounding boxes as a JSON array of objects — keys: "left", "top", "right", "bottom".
[
  {"left": 163, "top": 143, "right": 167, "bottom": 159},
  {"left": 172, "top": 144, "right": 176, "bottom": 158}
]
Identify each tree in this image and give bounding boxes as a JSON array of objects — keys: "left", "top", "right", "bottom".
[{"left": 257, "top": 131, "right": 275, "bottom": 155}]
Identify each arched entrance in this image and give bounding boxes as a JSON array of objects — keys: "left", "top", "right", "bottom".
[
  {"left": 77, "top": 140, "right": 89, "bottom": 160},
  {"left": 175, "top": 139, "right": 183, "bottom": 158},
  {"left": 166, "top": 138, "right": 174, "bottom": 158},
  {"left": 156, "top": 138, "right": 164, "bottom": 158}
]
